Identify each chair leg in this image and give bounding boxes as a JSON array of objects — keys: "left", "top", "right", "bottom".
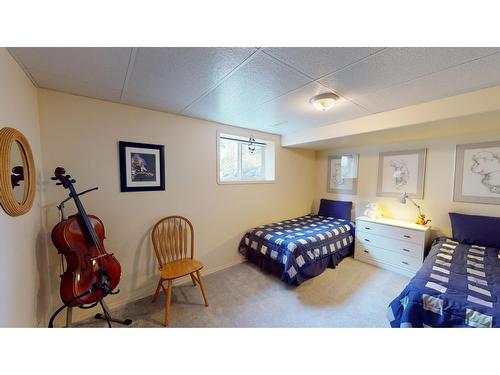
[
  {"left": 164, "top": 280, "right": 173, "bottom": 327},
  {"left": 196, "top": 270, "right": 209, "bottom": 307},
  {"left": 190, "top": 273, "right": 197, "bottom": 286},
  {"left": 152, "top": 279, "right": 162, "bottom": 303}
]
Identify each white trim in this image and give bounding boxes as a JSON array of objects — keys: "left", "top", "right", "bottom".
[
  {"left": 217, "top": 179, "right": 276, "bottom": 185},
  {"left": 216, "top": 129, "right": 275, "bottom": 185}
]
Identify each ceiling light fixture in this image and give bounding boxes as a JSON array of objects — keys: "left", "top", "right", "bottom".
[{"left": 309, "top": 93, "right": 339, "bottom": 112}]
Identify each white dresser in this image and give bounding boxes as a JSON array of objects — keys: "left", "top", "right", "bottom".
[{"left": 354, "top": 216, "right": 431, "bottom": 277}]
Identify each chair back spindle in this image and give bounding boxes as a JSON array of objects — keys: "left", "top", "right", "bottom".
[{"left": 152, "top": 216, "right": 194, "bottom": 267}]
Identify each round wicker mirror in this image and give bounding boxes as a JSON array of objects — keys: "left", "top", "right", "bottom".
[{"left": 0, "top": 127, "right": 36, "bottom": 216}]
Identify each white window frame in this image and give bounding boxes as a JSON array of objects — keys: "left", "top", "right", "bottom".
[{"left": 216, "top": 130, "right": 275, "bottom": 185}]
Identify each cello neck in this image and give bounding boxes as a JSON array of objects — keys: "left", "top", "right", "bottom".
[{"left": 68, "top": 183, "right": 100, "bottom": 247}]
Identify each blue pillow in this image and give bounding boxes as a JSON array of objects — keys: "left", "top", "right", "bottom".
[
  {"left": 449, "top": 212, "right": 500, "bottom": 248},
  {"left": 318, "top": 199, "right": 352, "bottom": 221}
]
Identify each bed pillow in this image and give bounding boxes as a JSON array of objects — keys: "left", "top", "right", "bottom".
[
  {"left": 449, "top": 212, "right": 500, "bottom": 248},
  {"left": 318, "top": 199, "right": 352, "bottom": 221}
]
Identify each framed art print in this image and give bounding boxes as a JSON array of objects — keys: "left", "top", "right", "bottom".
[
  {"left": 327, "top": 154, "right": 358, "bottom": 195},
  {"left": 376, "top": 149, "right": 426, "bottom": 199},
  {"left": 119, "top": 141, "right": 165, "bottom": 192},
  {"left": 454, "top": 141, "right": 500, "bottom": 204}
]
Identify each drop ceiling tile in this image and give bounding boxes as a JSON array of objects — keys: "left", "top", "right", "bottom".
[
  {"left": 186, "top": 82, "right": 369, "bottom": 134},
  {"left": 116, "top": 92, "right": 176, "bottom": 114},
  {"left": 319, "top": 47, "right": 500, "bottom": 98},
  {"left": 32, "top": 69, "right": 122, "bottom": 102},
  {"left": 10, "top": 47, "right": 132, "bottom": 90},
  {"left": 264, "top": 47, "right": 383, "bottom": 79},
  {"left": 354, "top": 52, "right": 500, "bottom": 113},
  {"left": 122, "top": 47, "right": 257, "bottom": 113},
  {"left": 184, "top": 52, "right": 312, "bottom": 124},
  {"left": 248, "top": 83, "right": 371, "bottom": 134}
]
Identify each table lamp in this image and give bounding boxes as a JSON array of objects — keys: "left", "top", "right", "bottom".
[{"left": 397, "top": 192, "right": 431, "bottom": 225}]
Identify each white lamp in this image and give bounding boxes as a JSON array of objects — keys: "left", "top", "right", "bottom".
[
  {"left": 397, "top": 192, "right": 430, "bottom": 225},
  {"left": 397, "top": 192, "right": 420, "bottom": 214}
]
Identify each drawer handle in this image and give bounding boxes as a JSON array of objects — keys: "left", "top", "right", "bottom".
[
  {"left": 402, "top": 248, "right": 410, "bottom": 252},
  {"left": 364, "top": 227, "right": 372, "bottom": 230},
  {"left": 403, "top": 235, "right": 411, "bottom": 239},
  {"left": 364, "top": 238, "right": 370, "bottom": 242},
  {"left": 402, "top": 261, "right": 409, "bottom": 265}
]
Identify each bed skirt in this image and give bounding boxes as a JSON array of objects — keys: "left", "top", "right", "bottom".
[{"left": 240, "top": 242, "right": 354, "bottom": 286}]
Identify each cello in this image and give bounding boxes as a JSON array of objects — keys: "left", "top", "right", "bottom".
[{"left": 49, "top": 167, "right": 126, "bottom": 327}]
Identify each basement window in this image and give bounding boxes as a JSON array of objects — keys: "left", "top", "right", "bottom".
[{"left": 217, "top": 131, "right": 275, "bottom": 184}]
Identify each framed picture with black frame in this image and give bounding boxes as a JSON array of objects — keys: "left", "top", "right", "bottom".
[{"left": 119, "top": 141, "right": 165, "bottom": 192}]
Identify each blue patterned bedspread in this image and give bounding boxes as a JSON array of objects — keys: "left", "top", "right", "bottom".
[
  {"left": 388, "top": 237, "right": 500, "bottom": 328},
  {"left": 239, "top": 214, "right": 354, "bottom": 285}
]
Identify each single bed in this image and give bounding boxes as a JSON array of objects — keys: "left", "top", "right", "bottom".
[
  {"left": 239, "top": 213, "right": 355, "bottom": 285},
  {"left": 388, "top": 237, "right": 500, "bottom": 327},
  {"left": 387, "top": 212, "right": 500, "bottom": 328}
]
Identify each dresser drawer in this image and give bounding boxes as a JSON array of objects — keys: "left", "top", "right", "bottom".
[
  {"left": 356, "top": 232, "right": 423, "bottom": 259},
  {"left": 355, "top": 240, "right": 421, "bottom": 272},
  {"left": 356, "top": 219, "right": 425, "bottom": 245}
]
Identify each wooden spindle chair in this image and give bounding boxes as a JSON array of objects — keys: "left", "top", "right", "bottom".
[{"left": 151, "top": 216, "right": 209, "bottom": 326}]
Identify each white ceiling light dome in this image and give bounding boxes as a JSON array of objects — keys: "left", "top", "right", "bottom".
[{"left": 309, "top": 92, "right": 339, "bottom": 111}]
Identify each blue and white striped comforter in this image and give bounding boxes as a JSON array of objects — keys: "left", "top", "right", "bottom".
[
  {"left": 388, "top": 237, "right": 500, "bottom": 328},
  {"left": 239, "top": 214, "right": 354, "bottom": 285}
]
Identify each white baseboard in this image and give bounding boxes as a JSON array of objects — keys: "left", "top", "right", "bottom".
[{"left": 68, "top": 257, "right": 245, "bottom": 324}]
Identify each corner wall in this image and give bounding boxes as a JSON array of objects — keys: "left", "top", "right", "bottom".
[
  {"left": 37, "top": 89, "right": 316, "bottom": 323},
  {"left": 0, "top": 48, "right": 49, "bottom": 327}
]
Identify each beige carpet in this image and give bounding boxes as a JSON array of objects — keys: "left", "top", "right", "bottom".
[{"left": 74, "top": 257, "right": 409, "bottom": 328}]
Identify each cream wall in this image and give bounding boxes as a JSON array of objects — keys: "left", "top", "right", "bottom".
[
  {"left": 0, "top": 48, "right": 49, "bottom": 327},
  {"left": 315, "top": 118, "right": 500, "bottom": 239},
  {"left": 38, "top": 89, "right": 316, "bottom": 323}
]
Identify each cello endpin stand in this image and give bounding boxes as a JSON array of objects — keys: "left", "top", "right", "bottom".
[
  {"left": 64, "top": 298, "right": 132, "bottom": 328},
  {"left": 94, "top": 299, "right": 133, "bottom": 327}
]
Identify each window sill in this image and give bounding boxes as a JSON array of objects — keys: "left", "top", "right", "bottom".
[{"left": 217, "top": 179, "right": 276, "bottom": 185}]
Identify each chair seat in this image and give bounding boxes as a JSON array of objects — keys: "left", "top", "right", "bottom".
[{"left": 160, "top": 258, "right": 204, "bottom": 280}]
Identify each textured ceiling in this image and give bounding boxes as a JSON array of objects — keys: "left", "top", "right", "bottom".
[{"left": 9, "top": 47, "right": 500, "bottom": 134}]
